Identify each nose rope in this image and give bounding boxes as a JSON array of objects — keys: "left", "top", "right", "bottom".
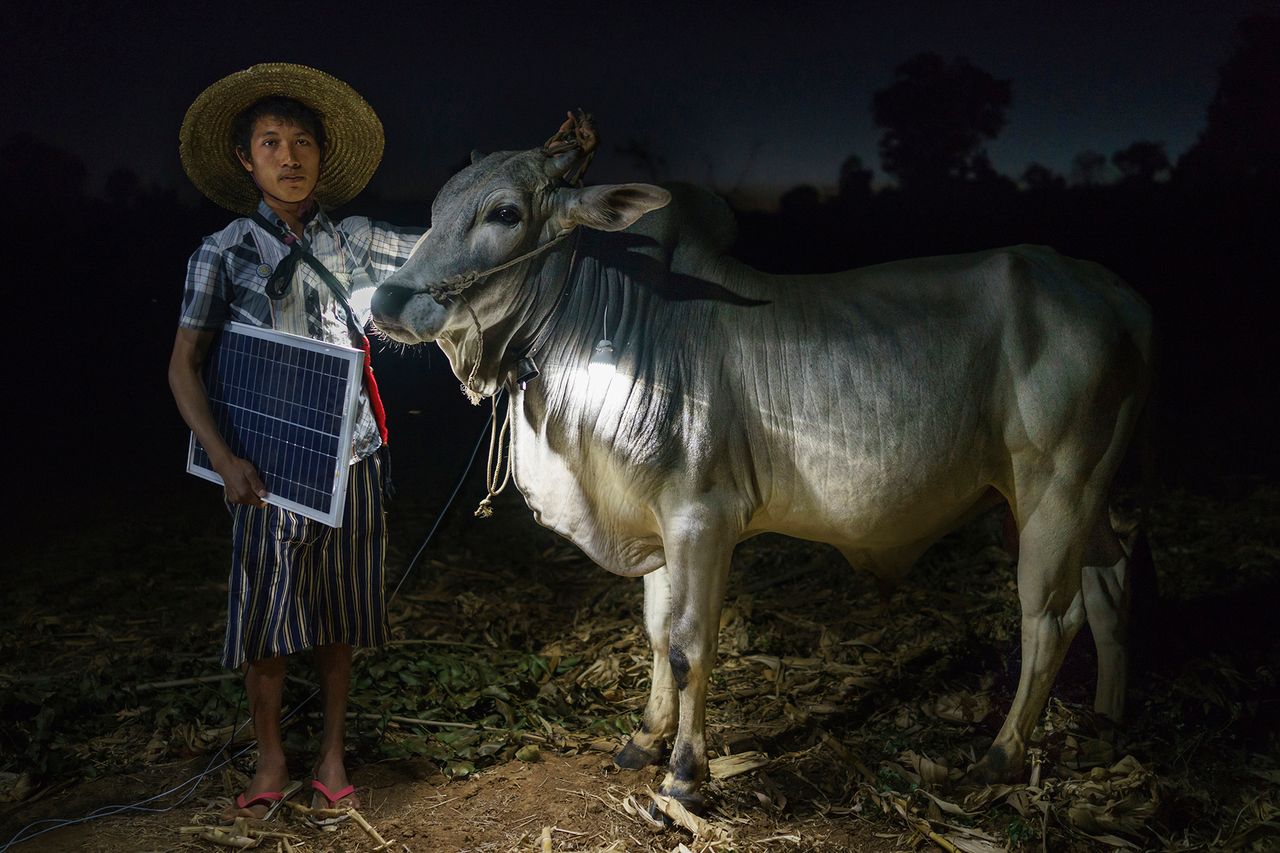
[{"left": 426, "top": 228, "right": 574, "bottom": 302}]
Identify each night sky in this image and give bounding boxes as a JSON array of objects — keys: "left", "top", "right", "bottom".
[{"left": 5, "top": 0, "right": 1274, "bottom": 207}]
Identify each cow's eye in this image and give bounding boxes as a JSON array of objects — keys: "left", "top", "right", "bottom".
[{"left": 487, "top": 205, "right": 522, "bottom": 226}]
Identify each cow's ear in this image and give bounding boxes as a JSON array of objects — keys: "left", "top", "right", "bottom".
[{"left": 563, "top": 184, "right": 671, "bottom": 232}]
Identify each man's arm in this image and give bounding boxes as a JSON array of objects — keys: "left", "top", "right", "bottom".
[
  {"left": 342, "top": 217, "right": 428, "bottom": 287},
  {"left": 168, "top": 327, "right": 268, "bottom": 507},
  {"left": 368, "top": 222, "right": 428, "bottom": 284}
]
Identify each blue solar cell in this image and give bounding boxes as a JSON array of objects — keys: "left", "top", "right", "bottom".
[{"left": 187, "top": 322, "right": 363, "bottom": 527}]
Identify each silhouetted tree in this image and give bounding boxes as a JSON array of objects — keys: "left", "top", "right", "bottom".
[
  {"left": 837, "top": 154, "right": 873, "bottom": 202},
  {"left": 1177, "top": 14, "right": 1280, "bottom": 189},
  {"left": 1070, "top": 149, "right": 1109, "bottom": 187},
  {"left": 1021, "top": 162, "right": 1066, "bottom": 192},
  {"left": 0, "top": 132, "right": 88, "bottom": 209},
  {"left": 967, "top": 151, "right": 1017, "bottom": 192},
  {"left": 777, "top": 184, "right": 822, "bottom": 220},
  {"left": 1112, "top": 141, "right": 1170, "bottom": 183},
  {"left": 105, "top": 167, "right": 141, "bottom": 208},
  {"left": 872, "top": 53, "right": 1012, "bottom": 192}
]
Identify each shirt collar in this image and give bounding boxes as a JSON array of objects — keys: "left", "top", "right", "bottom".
[{"left": 254, "top": 198, "right": 331, "bottom": 239}]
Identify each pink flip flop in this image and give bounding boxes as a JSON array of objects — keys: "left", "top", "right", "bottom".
[
  {"left": 309, "top": 779, "right": 357, "bottom": 826},
  {"left": 226, "top": 779, "right": 300, "bottom": 822}
]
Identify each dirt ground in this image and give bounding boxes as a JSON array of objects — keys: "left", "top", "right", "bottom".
[
  {"left": 12, "top": 751, "right": 904, "bottom": 853},
  {"left": 1, "top": 474, "right": 1277, "bottom": 852}
]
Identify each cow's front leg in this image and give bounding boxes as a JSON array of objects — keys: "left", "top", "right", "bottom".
[
  {"left": 656, "top": 516, "right": 734, "bottom": 809},
  {"left": 616, "top": 567, "right": 677, "bottom": 769}
]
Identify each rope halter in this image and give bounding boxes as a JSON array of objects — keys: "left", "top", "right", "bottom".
[{"left": 424, "top": 228, "right": 575, "bottom": 304}]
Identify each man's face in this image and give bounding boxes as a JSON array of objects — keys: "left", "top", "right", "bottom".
[{"left": 235, "top": 116, "right": 321, "bottom": 206}]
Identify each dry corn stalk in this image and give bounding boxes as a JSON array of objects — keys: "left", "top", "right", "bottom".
[
  {"left": 192, "top": 826, "right": 261, "bottom": 848},
  {"left": 645, "top": 788, "right": 731, "bottom": 843},
  {"left": 707, "top": 750, "right": 770, "bottom": 780},
  {"left": 247, "top": 829, "right": 303, "bottom": 841},
  {"left": 282, "top": 800, "right": 344, "bottom": 820},
  {"left": 179, "top": 819, "right": 304, "bottom": 847},
  {"left": 621, "top": 794, "right": 668, "bottom": 830},
  {"left": 347, "top": 806, "right": 392, "bottom": 849},
  {"left": 280, "top": 798, "right": 390, "bottom": 848}
]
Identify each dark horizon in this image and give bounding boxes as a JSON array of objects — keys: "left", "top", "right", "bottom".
[{"left": 4, "top": 0, "right": 1275, "bottom": 207}]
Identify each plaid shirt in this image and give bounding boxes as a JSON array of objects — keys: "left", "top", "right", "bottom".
[{"left": 180, "top": 199, "right": 424, "bottom": 462}]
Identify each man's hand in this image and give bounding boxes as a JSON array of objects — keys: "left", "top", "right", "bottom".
[
  {"left": 170, "top": 328, "right": 268, "bottom": 509},
  {"left": 216, "top": 455, "right": 269, "bottom": 507}
]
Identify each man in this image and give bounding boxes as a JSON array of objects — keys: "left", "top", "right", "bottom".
[{"left": 169, "top": 63, "right": 424, "bottom": 823}]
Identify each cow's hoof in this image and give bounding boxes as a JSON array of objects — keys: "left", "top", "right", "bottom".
[
  {"left": 614, "top": 739, "right": 662, "bottom": 770},
  {"left": 649, "top": 789, "right": 706, "bottom": 824},
  {"left": 964, "top": 745, "right": 1021, "bottom": 785}
]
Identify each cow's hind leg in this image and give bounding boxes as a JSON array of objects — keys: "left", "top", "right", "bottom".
[
  {"left": 616, "top": 567, "right": 678, "bottom": 769},
  {"left": 970, "top": 478, "right": 1098, "bottom": 783},
  {"left": 1082, "top": 516, "right": 1130, "bottom": 722}
]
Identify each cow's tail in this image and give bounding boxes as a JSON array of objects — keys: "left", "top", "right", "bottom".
[{"left": 1119, "top": 382, "right": 1160, "bottom": 677}]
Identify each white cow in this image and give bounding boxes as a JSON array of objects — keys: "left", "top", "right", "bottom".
[{"left": 370, "top": 137, "right": 1153, "bottom": 807}]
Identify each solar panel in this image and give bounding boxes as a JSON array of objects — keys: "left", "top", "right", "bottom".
[{"left": 186, "top": 321, "right": 364, "bottom": 527}]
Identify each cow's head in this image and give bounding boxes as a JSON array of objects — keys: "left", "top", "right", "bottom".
[{"left": 371, "top": 132, "right": 670, "bottom": 397}]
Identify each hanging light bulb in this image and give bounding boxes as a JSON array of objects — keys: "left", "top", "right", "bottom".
[
  {"left": 587, "top": 301, "right": 616, "bottom": 381},
  {"left": 588, "top": 337, "right": 615, "bottom": 380}
]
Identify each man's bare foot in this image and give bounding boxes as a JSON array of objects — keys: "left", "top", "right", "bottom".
[
  {"left": 221, "top": 758, "right": 291, "bottom": 822},
  {"left": 311, "top": 754, "right": 360, "bottom": 811}
]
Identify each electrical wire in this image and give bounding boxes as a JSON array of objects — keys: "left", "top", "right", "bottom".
[
  {"left": 0, "top": 408, "right": 496, "bottom": 851},
  {"left": 390, "top": 396, "right": 497, "bottom": 601}
]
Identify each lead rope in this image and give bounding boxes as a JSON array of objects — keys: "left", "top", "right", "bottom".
[
  {"left": 472, "top": 234, "right": 583, "bottom": 517},
  {"left": 474, "top": 392, "right": 514, "bottom": 517},
  {"left": 456, "top": 294, "right": 486, "bottom": 404}
]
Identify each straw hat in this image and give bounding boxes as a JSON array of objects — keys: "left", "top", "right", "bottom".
[{"left": 179, "top": 62, "right": 384, "bottom": 214}]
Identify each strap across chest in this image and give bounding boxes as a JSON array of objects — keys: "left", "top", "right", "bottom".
[{"left": 249, "top": 211, "right": 390, "bottom": 445}]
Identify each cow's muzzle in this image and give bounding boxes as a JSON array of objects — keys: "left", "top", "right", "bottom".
[
  {"left": 370, "top": 283, "right": 451, "bottom": 344},
  {"left": 371, "top": 284, "right": 417, "bottom": 320}
]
